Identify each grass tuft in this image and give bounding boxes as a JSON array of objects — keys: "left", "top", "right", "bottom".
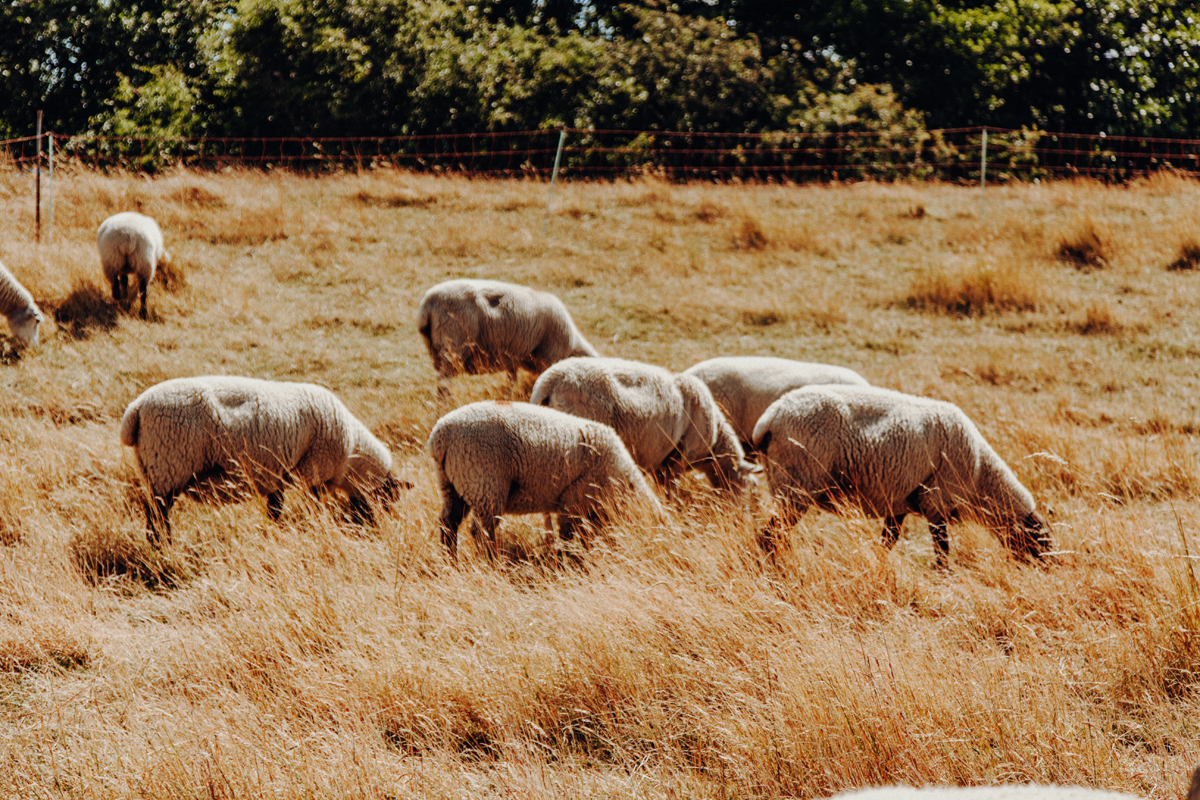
[
  {"left": 906, "top": 258, "right": 1040, "bottom": 316},
  {"left": 1055, "top": 216, "right": 1112, "bottom": 269},
  {"left": 1069, "top": 299, "right": 1127, "bottom": 335},
  {"left": 732, "top": 215, "right": 769, "bottom": 250},
  {"left": 353, "top": 189, "right": 438, "bottom": 208},
  {"left": 70, "top": 524, "right": 193, "bottom": 592},
  {"left": 154, "top": 253, "right": 188, "bottom": 293},
  {"left": 0, "top": 623, "right": 91, "bottom": 673},
  {"left": 1166, "top": 238, "right": 1200, "bottom": 271}
]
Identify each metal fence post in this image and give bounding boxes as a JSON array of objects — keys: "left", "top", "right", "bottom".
[
  {"left": 35, "top": 111, "right": 42, "bottom": 243},
  {"left": 544, "top": 128, "right": 567, "bottom": 235},
  {"left": 980, "top": 127, "right": 988, "bottom": 221},
  {"left": 47, "top": 131, "right": 54, "bottom": 243}
]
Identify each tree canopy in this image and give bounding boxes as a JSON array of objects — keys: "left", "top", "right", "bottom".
[{"left": 2, "top": 0, "right": 1197, "bottom": 140}]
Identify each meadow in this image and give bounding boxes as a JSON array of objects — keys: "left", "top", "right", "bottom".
[{"left": 0, "top": 166, "right": 1198, "bottom": 798}]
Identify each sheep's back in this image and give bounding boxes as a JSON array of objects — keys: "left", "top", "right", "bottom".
[
  {"left": 686, "top": 356, "right": 869, "bottom": 443},
  {"left": 755, "top": 386, "right": 953, "bottom": 517},
  {"left": 127, "top": 376, "right": 354, "bottom": 494},
  {"left": 534, "top": 358, "right": 683, "bottom": 470},
  {"left": 429, "top": 401, "right": 619, "bottom": 514},
  {"left": 206, "top": 382, "right": 351, "bottom": 487}
]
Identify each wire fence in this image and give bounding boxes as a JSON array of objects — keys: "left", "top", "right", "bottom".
[{"left": 3, "top": 127, "right": 1200, "bottom": 182}]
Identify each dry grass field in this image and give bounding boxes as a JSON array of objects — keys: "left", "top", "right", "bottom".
[{"left": 0, "top": 166, "right": 1199, "bottom": 798}]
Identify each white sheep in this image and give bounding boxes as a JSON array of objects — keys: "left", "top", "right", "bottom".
[
  {"left": 829, "top": 786, "right": 1140, "bottom": 799},
  {"left": 427, "top": 400, "right": 663, "bottom": 560},
  {"left": 120, "top": 376, "right": 402, "bottom": 546},
  {"left": 682, "top": 356, "right": 869, "bottom": 452},
  {"left": 417, "top": 278, "right": 599, "bottom": 407},
  {"left": 530, "top": 357, "right": 757, "bottom": 496},
  {"left": 97, "top": 211, "right": 168, "bottom": 319},
  {"left": 753, "top": 385, "right": 1051, "bottom": 565},
  {"left": 0, "top": 260, "right": 43, "bottom": 347}
]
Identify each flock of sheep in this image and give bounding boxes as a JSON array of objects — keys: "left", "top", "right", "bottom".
[
  {"left": 417, "top": 278, "right": 1052, "bottom": 565},
  {"left": 9, "top": 204, "right": 1200, "bottom": 799},
  {"left": 0, "top": 210, "right": 1056, "bottom": 566}
]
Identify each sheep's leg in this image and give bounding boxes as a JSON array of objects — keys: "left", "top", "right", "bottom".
[
  {"left": 437, "top": 483, "right": 469, "bottom": 561},
  {"left": 656, "top": 449, "right": 685, "bottom": 500},
  {"left": 881, "top": 514, "right": 906, "bottom": 550},
  {"left": 758, "top": 491, "right": 805, "bottom": 555},
  {"left": 137, "top": 274, "right": 149, "bottom": 320},
  {"left": 469, "top": 514, "right": 499, "bottom": 561},
  {"left": 145, "top": 494, "right": 174, "bottom": 548},
  {"left": 110, "top": 274, "right": 124, "bottom": 303},
  {"left": 347, "top": 495, "right": 376, "bottom": 527},
  {"left": 928, "top": 519, "right": 950, "bottom": 567},
  {"left": 557, "top": 513, "right": 588, "bottom": 545},
  {"left": 266, "top": 490, "right": 285, "bottom": 522}
]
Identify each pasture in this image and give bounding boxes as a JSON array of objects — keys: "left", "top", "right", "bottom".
[{"left": 0, "top": 167, "right": 1198, "bottom": 798}]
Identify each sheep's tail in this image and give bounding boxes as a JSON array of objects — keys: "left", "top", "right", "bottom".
[
  {"left": 119, "top": 403, "right": 141, "bottom": 447},
  {"left": 426, "top": 421, "right": 450, "bottom": 470}
]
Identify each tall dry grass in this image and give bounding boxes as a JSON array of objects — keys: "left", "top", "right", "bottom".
[{"left": 0, "top": 170, "right": 1197, "bottom": 798}]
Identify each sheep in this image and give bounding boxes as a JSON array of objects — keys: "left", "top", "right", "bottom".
[
  {"left": 529, "top": 357, "right": 757, "bottom": 497},
  {"left": 119, "top": 375, "right": 403, "bottom": 546},
  {"left": 753, "top": 385, "right": 1052, "bottom": 566},
  {"left": 682, "top": 356, "right": 869, "bottom": 453},
  {"left": 97, "top": 211, "right": 168, "bottom": 319},
  {"left": 416, "top": 278, "right": 599, "bottom": 407},
  {"left": 427, "top": 400, "right": 663, "bottom": 560},
  {"left": 828, "top": 785, "right": 1140, "bottom": 799},
  {"left": 0, "top": 260, "right": 43, "bottom": 347}
]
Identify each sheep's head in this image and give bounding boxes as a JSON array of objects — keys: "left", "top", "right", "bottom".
[
  {"left": 8, "top": 307, "right": 43, "bottom": 348},
  {"left": 1007, "top": 510, "right": 1054, "bottom": 561},
  {"left": 376, "top": 473, "right": 413, "bottom": 504}
]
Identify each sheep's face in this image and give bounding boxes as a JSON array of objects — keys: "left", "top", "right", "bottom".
[
  {"left": 421, "top": 305, "right": 484, "bottom": 376},
  {"left": 1008, "top": 511, "right": 1054, "bottom": 561},
  {"left": 8, "top": 308, "right": 42, "bottom": 348}
]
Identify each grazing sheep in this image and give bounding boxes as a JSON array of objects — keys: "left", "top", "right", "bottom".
[
  {"left": 120, "top": 376, "right": 402, "bottom": 546},
  {"left": 753, "top": 385, "right": 1051, "bottom": 565},
  {"left": 0, "top": 260, "right": 43, "bottom": 347},
  {"left": 417, "top": 278, "right": 599, "bottom": 407},
  {"left": 829, "top": 785, "right": 1140, "bottom": 799},
  {"left": 97, "top": 211, "right": 167, "bottom": 319},
  {"left": 682, "top": 356, "right": 869, "bottom": 452},
  {"left": 428, "top": 400, "right": 662, "bottom": 560},
  {"left": 530, "top": 357, "right": 757, "bottom": 496}
]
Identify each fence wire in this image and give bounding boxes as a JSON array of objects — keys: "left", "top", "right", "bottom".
[{"left": 2, "top": 128, "right": 1199, "bottom": 182}]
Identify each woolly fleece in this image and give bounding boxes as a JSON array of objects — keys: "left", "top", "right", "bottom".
[
  {"left": 428, "top": 400, "right": 660, "bottom": 557},
  {"left": 530, "top": 356, "right": 755, "bottom": 494},
  {"left": 684, "top": 356, "right": 869, "bottom": 448},
  {"left": 0, "top": 260, "right": 43, "bottom": 346},
  {"left": 753, "top": 384, "right": 1050, "bottom": 561}
]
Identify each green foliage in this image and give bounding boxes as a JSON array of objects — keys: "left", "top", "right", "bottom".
[
  {"left": 1, "top": 0, "right": 1196, "bottom": 143},
  {"left": 0, "top": 0, "right": 225, "bottom": 138},
  {"left": 88, "top": 64, "right": 203, "bottom": 137}
]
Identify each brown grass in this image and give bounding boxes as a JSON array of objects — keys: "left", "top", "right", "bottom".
[
  {"left": 1166, "top": 238, "right": 1200, "bottom": 271},
  {"left": 906, "top": 255, "right": 1041, "bottom": 316},
  {"left": 0, "top": 170, "right": 1198, "bottom": 797},
  {"left": 1055, "top": 215, "right": 1113, "bottom": 269}
]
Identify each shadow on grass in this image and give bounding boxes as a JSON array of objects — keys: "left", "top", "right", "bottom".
[
  {"left": 48, "top": 281, "right": 119, "bottom": 340},
  {"left": 70, "top": 525, "right": 196, "bottom": 593}
]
